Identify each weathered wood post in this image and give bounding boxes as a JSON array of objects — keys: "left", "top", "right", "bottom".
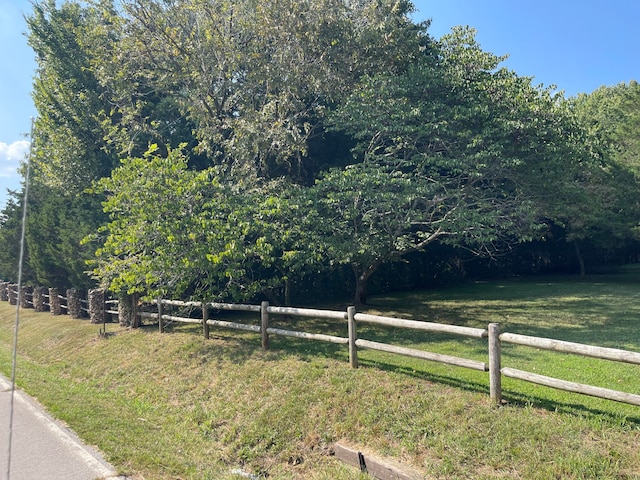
[
  {"left": 8, "top": 284, "right": 18, "bottom": 305},
  {"left": 20, "top": 286, "right": 32, "bottom": 308},
  {"left": 348, "top": 306, "right": 358, "bottom": 369},
  {"left": 0, "top": 282, "right": 9, "bottom": 301},
  {"left": 88, "top": 289, "right": 105, "bottom": 324},
  {"left": 202, "top": 302, "right": 210, "bottom": 339},
  {"left": 33, "top": 287, "right": 47, "bottom": 312},
  {"left": 261, "top": 301, "right": 269, "bottom": 350},
  {"left": 49, "top": 287, "right": 61, "bottom": 315},
  {"left": 488, "top": 323, "right": 502, "bottom": 405},
  {"left": 157, "top": 296, "right": 164, "bottom": 333},
  {"left": 67, "top": 288, "right": 83, "bottom": 319}
]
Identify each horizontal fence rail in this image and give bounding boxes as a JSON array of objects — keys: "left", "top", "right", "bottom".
[
  {"left": 354, "top": 338, "right": 488, "bottom": 371},
  {"left": 1, "top": 281, "right": 638, "bottom": 410},
  {"left": 354, "top": 313, "right": 487, "bottom": 339},
  {"left": 500, "top": 367, "right": 640, "bottom": 407},
  {"left": 268, "top": 305, "right": 347, "bottom": 320},
  {"left": 499, "top": 332, "right": 640, "bottom": 365},
  {"left": 489, "top": 323, "right": 640, "bottom": 407},
  {"left": 266, "top": 328, "right": 349, "bottom": 345}
]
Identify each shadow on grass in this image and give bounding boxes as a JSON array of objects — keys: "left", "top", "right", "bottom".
[
  {"left": 139, "top": 315, "right": 640, "bottom": 426},
  {"left": 359, "top": 354, "right": 640, "bottom": 427},
  {"left": 123, "top": 273, "right": 640, "bottom": 424},
  {"left": 359, "top": 356, "right": 491, "bottom": 395},
  {"left": 500, "top": 389, "right": 640, "bottom": 426}
]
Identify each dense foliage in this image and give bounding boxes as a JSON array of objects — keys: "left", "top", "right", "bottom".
[{"left": 1, "top": 0, "right": 638, "bottom": 303}]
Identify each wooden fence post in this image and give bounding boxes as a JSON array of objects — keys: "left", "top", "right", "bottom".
[
  {"left": 88, "top": 289, "right": 105, "bottom": 324},
  {"left": 261, "top": 301, "right": 269, "bottom": 350},
  {"left": 49, "top": 287, "right": 61, "bottom": 315},
  {"left": 202, "top": 302, "right": 210, "bottom": 339},
  {"left": 488, "top": 323, "right": 502, "bottom": 405},
  {"left": 157, "top": 296, "right": 164, "bottom": 333},
  {"left": 67, "top": 288, "right": 83, "bottom": 318},
  {"left": 348, "top": 306, "right": 358, "bottom": 369}
]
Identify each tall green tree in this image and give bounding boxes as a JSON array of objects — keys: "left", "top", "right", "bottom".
[
  {"left": 27, "top": 0, "right": 119, "bottom": 189},
  {"left": 319, "top": 27, "right": 585, "bottom": 303},
  {"left": 87, "top": 0, "right": 435, "bottom": 301},
  {"left": 89, "top": 146, "right": 327, "bottom": 303},
  {"left": 24, "top": 0, "right": 121, "bottom": 289},
  {"left": 572, "top": 81, "right": 640, "bottom": 174},
  {"left": 117, "top": 0, "right": 432, "bottom": 182},
  {"left": 0, "top": 192, "right": 32, "bottom": 283},
  {"left": 557, "top": 81, "right": 640, "bottom": 273},
  {"left": 90, "top": 145, "right": 247, "bottom": 299}
]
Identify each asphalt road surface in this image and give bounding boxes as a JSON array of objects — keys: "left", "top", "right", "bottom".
[{"left": 0, "top": 374, "right": 123, "bottom": 480}]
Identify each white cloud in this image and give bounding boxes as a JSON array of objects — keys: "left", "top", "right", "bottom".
[{"left": 0, "top": 140, "right": 29, "bottom": 178}]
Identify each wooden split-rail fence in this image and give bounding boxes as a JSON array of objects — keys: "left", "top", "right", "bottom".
[{"left": 2, "top": 281, "right": 639, "bottom": 408}]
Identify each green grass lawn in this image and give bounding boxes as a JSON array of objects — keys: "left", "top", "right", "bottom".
[{"left": 1, "top": 270, "right": 640, "bottom": 479}]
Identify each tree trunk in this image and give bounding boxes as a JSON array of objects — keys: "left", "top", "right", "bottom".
[
  {"left": 354, "top": 275, "right": 367, "bottom": 305},
  {"left": 284, "top": 277, "right": 292, "bottom": 306},
  {"left": 352, "top": 256, "right": 390, "bottom": 306},
  {"left": 353, "top": 265, "right": 373, "bottom": 306},
  {"left": 573, "top": 239, "right": 586, "bottom": 277}
]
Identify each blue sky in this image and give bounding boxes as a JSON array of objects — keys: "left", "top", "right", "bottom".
[{"left": 0, "top": 0, "right": 638, "bottom": 208}]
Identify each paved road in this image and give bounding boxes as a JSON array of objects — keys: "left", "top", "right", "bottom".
[{"left": 0, "top": 374, "right": 123, "bottom": 480}]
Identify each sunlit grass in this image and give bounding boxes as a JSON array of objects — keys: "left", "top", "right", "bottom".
[
  {"left": 362, "top": 270, "right": 640, "bottom": 420},
  {"left": 1, "top": 269, "right": 640, "bottom": 478}
]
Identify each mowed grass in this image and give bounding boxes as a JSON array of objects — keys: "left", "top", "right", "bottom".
[{"left": 1, "top": 270, "right": 640, "bottom": 479}]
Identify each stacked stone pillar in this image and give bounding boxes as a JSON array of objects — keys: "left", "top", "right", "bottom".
[
  {"left": 66, "top": 288, "right": 83, "bottom": 319},
  {"left": 88, "top": 289, "right": 105, "bottom": 325},
  {"left": 32, "top": 287, "right": 48, "bottom": 312},
  {"left": 49, "top": 287, "right": 61, "bottom": 315},
  {"left": 118, "top": 293, "right": 140, "bottom": 328},
  {"left": 0, "top": 282, "right": 8, "bottom": 301},
  {"left": 19, "top": 286, "right": 33, "bottom": 308},
  {"left": 8, "top": 285, "right": 17, "bottom": 305}
]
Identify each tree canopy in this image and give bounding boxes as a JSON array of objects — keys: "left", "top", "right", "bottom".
[
  {"left": 2, "top": 0, "right": 637, "bottom": 303},
  {"left": 311, "top": 27, "right": 590, "bottom": 302}
]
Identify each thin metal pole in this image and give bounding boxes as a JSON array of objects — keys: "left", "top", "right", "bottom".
[{"left": 5, "top": 117, "right": 34, "bottom": 480}]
